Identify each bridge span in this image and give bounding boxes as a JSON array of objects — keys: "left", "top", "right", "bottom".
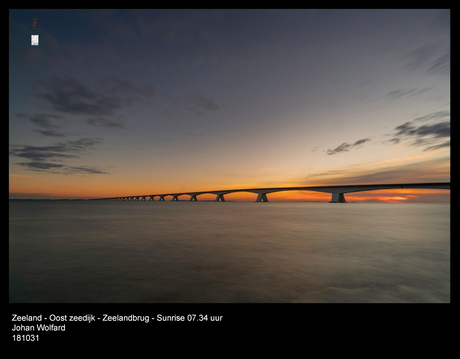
[{"left": 91, "top": 182, "right": 450, "bottom": 203}]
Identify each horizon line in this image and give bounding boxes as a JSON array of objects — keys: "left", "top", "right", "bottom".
[{"left": 91, "top": 181, "right": 450, "bottom": 201}]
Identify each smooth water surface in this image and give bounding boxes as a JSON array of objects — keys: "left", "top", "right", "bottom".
[{"left": 9, "top": 201, "right": 450, "bottom": 303}]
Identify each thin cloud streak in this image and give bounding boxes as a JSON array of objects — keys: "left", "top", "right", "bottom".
[
  {"left": 16, "top": 113, "right": 66, "bottom": 137},
  {"left": 86, "top": 117, "right": 127, "bottom": 129},
  {"left": 386, "top": 87, "right": 433, "bottom": 100},
  {"left": 413, "top": 111, "right": 450, "bottom": 122},
  {"left": 403, "top": 44, "right": 450, "bottom": 76},
  {"left": 303, "top": 155, "right": 449, "bottom": 186},
  {"left": 326, "top": 138, "right": 371, "bottom": 155}
]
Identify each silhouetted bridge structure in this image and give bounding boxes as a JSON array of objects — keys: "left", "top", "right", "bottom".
[{"left": 91, "top": 182, "right": 450, "bottom": 203}]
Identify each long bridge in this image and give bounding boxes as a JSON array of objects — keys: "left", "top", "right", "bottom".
[{"left": 91, "top": 182, "right": 450, "bottom": 203}]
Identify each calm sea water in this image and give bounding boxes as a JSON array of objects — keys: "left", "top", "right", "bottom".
[{"left": 9, "top": 201, "right": 450, "bottom": 303}]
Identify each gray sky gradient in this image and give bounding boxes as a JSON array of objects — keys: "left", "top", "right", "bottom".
[{"left": 9, "top": 9, "right": 450, "bottom": 199}]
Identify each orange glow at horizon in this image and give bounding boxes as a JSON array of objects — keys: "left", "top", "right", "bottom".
[{"left": 9, "top": 174, "right": 450, "bottom": 202}]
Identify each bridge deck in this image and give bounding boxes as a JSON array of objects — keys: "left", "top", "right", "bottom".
[{"left": 92, "top": 182, "right": 450, "bottom": 203}]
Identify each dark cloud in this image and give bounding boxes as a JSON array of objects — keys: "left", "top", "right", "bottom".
[
  {"left": 324, "top": 110, "right": 450, "bottom": 156},
  {"left": 383, "top": 110, "right": 450, "bottom": 152},
  {"left": 394, "top": 121, "right": 449, "bottom": 139},
  {"left": 32, "top": 76, "right": 157, "bottom": 130},
  {"left": 390, "top": 121, "right": 450, "bottom": 150},
  {"left": 16, "top": 113, "right": 66, "bottom": 137},
  {"left": 9, "top": 138, "right": 109, "bottom": 174},
  {"left": 326, "top": 138, "right": 371, "bottom": 155},
  {"left": 16, "top": 161, "right": 109, "bottom": 175},
  {"left": 32, "top": 75, "right": 224, "bottom": 125},
  {"left": 33, "top": 76, "right": 152, "bottom": 117},
  {"left": 33, "top": 129, "right": 66, "bottom": 137},
  {"left": 64, "top": 166, "right": 110, "bottom": 175},
  {"left": 10, "top": 144, "right": 78, "bottom": 162},
  {"left": 18, "top": 162, "right": 64, "bottom": 171},
  {"left": 26, "top": 113, "right": 62, "bottom": 128}
]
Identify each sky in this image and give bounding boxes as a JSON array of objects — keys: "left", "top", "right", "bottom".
[{"left": 9, "top": 9, "right": 450, "bottom": 202}]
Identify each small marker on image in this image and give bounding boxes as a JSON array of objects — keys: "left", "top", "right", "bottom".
[{"left": 31, "top": 35, "right": 39, "bottom": 46}]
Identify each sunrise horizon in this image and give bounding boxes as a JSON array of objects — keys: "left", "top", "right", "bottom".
[
  {"left": 9, "top": 179, "right": 451, "bottom": 203},
  {"left": 9, "top": 9, "right": 450, "bottom": 203}
]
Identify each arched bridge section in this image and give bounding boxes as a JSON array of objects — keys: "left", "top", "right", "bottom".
[{"left": 91, "top": 182, "right": 450, "bottom": 203}]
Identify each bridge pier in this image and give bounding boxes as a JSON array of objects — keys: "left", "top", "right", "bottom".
[
  {"left": 149, "top": 196, "right": 155, "bottom": 201},
  {"left": 215, "top": 194, "right": 226, "bottom": 201},
  {"left": 189, "top": 195, "right": 198, "bottom": 201},
  {"left": 255, "top": 193, "right": 269, "bottom": 202},
  {"left": 172, "top": 195, "right": 179, "bottom": 201},
  {"left": 141, "top": 196, "right": 146, "bottom": 201},
  {"left": 329, "top": 193, "right": 347, "bottom": 203},
  {"left": 159, "top": 196, "right": 165, "bottom": 201}
]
